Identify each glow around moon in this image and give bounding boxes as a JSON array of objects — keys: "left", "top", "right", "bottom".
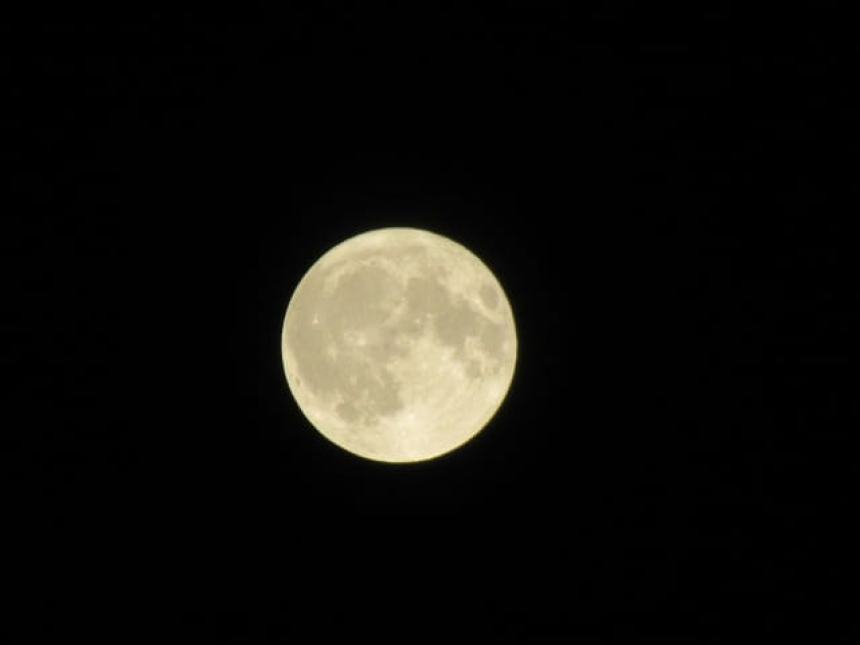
[{"left": 281, "top": 227, "right": 517, "bottom": 463}]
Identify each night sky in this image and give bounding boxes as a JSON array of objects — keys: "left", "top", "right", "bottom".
[{"left": 9, "top": 6, "right": 853, "bottom": 640}]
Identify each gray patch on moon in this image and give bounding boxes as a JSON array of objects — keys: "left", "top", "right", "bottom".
[
  {"left": 479, "top": 283, "right": 499, "bottom": 309},
  {"left": 465, "top": 360, "right": 481, "bottom": 378},
  {"left": 400, "top": 273, "right": 505, "bottom": 378},
  {"left": 287, "top": 261, "right": 412, "bottom": 428},
  {"left": 336, "top": 401, "right": 359, "bottom": 423},
  {"left": 404, "top": 276, "right": 449, "bottom": 316}
]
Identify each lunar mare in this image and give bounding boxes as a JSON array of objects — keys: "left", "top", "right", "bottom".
[{"left": 281, "top": 227, "right": 517, "bottom": 462}]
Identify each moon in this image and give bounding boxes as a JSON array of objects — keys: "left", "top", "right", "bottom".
[{"left": 281, "top": 227, "right": 517, "bottom": 463}]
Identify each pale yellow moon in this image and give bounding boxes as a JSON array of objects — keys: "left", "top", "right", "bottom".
[{"left": 281, "top": 227, "right": 517, "bottom": 463}]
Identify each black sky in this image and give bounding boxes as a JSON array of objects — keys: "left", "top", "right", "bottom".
[{"left": 7, "top": 5, "right": 855, "bottom": 640}]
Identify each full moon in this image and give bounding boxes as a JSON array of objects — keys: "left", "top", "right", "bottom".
[{"left": 281, "top": 227, "right": 517, "bottom": 463}]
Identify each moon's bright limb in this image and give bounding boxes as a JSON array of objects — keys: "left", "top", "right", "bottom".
[{"left": 281, "top": 227, "right": 517, "bottom": 463}]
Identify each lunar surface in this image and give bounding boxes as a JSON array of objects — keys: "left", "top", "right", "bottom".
[{"left": 281, "top": 227, "right": 517, "bottom": 463}]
